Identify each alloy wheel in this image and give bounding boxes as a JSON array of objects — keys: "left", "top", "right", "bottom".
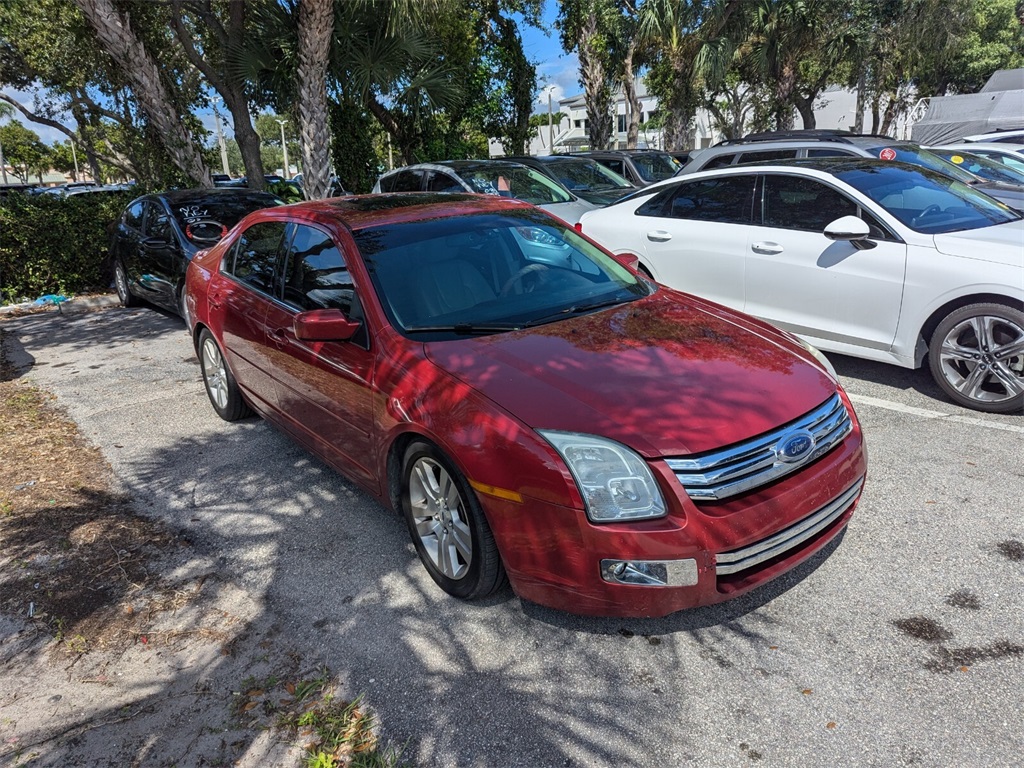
[
  {"left": 407, "top": 457, "right": 473, "bottom": 580},
  {"left": 201, "top": 338, "right": 229, "bottom": 411},
  {"left": 937, "top": 313, "right": 1024, "bottom": 405}
]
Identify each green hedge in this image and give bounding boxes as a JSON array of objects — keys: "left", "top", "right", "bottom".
[{"left": 0, "top": 190, "right": 135, "bottom": 305}]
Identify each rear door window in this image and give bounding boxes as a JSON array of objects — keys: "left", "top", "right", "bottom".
[
  {"left": 702, "top": 153, "right": 736, "bottom": 170},
  {"left": 381, "top": 170, "right": 423, "bottom": 192},
  {"left": 638, "top": 176, "right": 755, "bottom": 224},
  {"left": 425, "top": 171, "right": 464, "bottom": 193},
  {"left": 230, "top": 221, "right": 289, "bottom": 294},
  {"left": 736, "top": 149, "right": 799, "bottom": 165}
]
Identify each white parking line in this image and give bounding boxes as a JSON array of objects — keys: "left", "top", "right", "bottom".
[{"left": 847, "top": 393, "right": 1024, "bottom": 434}]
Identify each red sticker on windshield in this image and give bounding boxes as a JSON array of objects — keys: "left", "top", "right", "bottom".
[{"left": 879, "top": 148, "right": 897, "bottom": 161}]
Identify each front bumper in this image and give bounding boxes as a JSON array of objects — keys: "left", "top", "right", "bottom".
[{"left": 482, "top": 421, "right": 866, "bottom": 618}]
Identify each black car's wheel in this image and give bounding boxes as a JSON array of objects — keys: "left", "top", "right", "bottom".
[
  {"left": 400, "top": 441, "right": 506, "bottom": 599},
  {"left": 928, "top": 302, "right": 1024, "bottom": 413},
  {"left": 198, "top": 329, "right": 252, "bottom": 421},
  {"left": 114, "top": 261, "right": 138, "bottom": 307}
]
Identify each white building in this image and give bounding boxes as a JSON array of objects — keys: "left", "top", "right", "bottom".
[{"left": 492, "top": 81, "right": 918, "bottom": 157}]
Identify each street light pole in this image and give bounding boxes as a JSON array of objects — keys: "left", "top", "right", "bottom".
[
  {"left": 0, "top": 135, "right": 7, "bottom": 185},
  {"left": 70, "top": 140, "right": 80, "bottom": 180},
  {"left": 548, "top": 89, "right": 554, "bottom": 154},
  {"left": 276, "top": 119, "right": 289, "bottom": 177}
]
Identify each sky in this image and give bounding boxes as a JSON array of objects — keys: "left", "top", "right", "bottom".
[{"left": 1, "top": 1, "right": 578, "bottom": 147}]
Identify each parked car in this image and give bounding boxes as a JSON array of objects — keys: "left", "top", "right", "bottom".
[
  {"left": 566, "top": 149, "right": 681, "bottom": 186},
  {"left": 290, "top": 173, "right": 352, "bottom": 198},
  {"left": 681, "top": 130, "right": 1024, "bottom": 212},
  {"left": 503, "top": 154, "right": 636, "bottom": 205},
  {"left": 929, "top": 142, "right": 1024, "bottom": 175},
  {"left": 926, "top": 147, "right": 1024, "bottom": 185},
  {"left": 578, "top": 158, "right": 1024, "bottom": 413},
  {"left": 373, "top": 160, "right": 595, "bottom": 223},
  {"left": 111, "top": 189, "right": 283, "bottom": 317},
  {"left": 184, "top": 193, "right": 866, "bottom": 618},
  {"left": 963, "top": 129, "right": 1024, "bottom": 143}
]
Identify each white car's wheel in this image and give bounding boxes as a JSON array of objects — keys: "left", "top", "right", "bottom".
[{"left": 928, "top": 303, "right": 1024, "bottom": 413}]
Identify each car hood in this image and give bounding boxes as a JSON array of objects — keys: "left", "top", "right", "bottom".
[
  {"left": 538, "top": 198, "right": 597, "bottom": 225},
  {"left": 932, "top": 220, "right": 1024, "bottom": 267},
  {"left": 424, "top": 290, "right": 837, "bottom": 457}
]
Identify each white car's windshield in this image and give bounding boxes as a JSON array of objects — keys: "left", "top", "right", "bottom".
[{"left": 837, "top": 164, "right": 1020, "bottom": 234}]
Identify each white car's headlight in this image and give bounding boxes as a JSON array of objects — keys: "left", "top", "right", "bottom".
[
  {"left": 795, "top": 336, "right": 838, "bottom": 379},
  {"left": 539, "top": 431, "right": 667, "bottom": 523}
]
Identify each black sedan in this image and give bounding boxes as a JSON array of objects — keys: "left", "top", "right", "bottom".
[{"left": 111, "top": 189, "right": 283, "bottom": 317}]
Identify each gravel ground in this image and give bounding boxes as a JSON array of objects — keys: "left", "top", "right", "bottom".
[{"left": 2, "top": 301, "right": 1022, "bottom": 767}]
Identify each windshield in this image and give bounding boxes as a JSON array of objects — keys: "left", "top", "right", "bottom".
[
  {"left": 547, "top": 158, "right": 633, "bottom": 192},
  {"left": 866, "top": 144, "right": 979, "bottom": 184},
  {"left": 355, "top": 209, "right": 650, "bottom": 340},
  {"left": 631, "top": 153, "right": 682, "bottom": 182},
  {"left": 929, "top": 150, "right": 1024, "bottom": 185},
  {"left": 837, "top": 163, "right": 1020, "bottom": 234},
  {"left": 456, "top": 165, "right": 573, "bottom": 204},
  {"left": 170, "top": 192, "right": 283, "bottom": 243}
]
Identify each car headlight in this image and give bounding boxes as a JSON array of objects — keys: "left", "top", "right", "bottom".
[
  {"left": 539, "top": 431, "right": 667, "bottom": 523},
  {"left": 794, "top": 336, "right": 838, "bottom": 379}
]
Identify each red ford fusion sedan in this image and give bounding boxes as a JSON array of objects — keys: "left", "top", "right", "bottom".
[{"left": 185, "top": 193, "right": 867, "bottom": 618}]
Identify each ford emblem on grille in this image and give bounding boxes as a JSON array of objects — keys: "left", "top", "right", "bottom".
[{"left": 776, "top": 429, "right": 816, "bottom": 463}]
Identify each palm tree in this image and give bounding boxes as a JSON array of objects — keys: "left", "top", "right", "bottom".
[
  {"left": 638, "top": 0, "right": 745, "bottom": 150},
  {"left": 296, "top": 0, "right": 333, "bottom": 199}
]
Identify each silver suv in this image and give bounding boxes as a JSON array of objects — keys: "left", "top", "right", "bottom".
[{"left": 681, "top": 130, "right": 1024, "bottom": 211}]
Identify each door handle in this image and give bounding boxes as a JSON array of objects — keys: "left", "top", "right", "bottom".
[
  {"left": 647, "top": 230, "right": 672, "bottom": 242},
  {"left": 268, "top": 327, "right": 287, "bottom": 344},
  {"left": 751, "top": 241, "right": 784, "bottom": 255}
]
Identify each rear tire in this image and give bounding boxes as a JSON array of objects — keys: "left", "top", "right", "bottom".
[
  {"left": 198, "top": 329, "right": 252, "bottom": 421},
  {"left": 114, "top": 261, "right": 138, "bottom": 307},
  {"left": 400, "top": 441, "right": 506, "bottom": 599},
  {"left": 928, "top": 302, "right": 1024, "bottom": 414}
]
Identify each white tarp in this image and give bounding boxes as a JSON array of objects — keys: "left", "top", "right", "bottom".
[{"left": 911, "top": 69, "right": 1024, "bottom": 145}]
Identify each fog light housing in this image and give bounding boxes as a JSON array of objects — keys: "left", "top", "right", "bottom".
[{"left": 600, "top": 558, "right": 698, "bottom": 587}]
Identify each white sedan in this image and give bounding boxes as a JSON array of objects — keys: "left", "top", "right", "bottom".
[{"left": 578, "top": 158, "right": 1024, "bottom": 413}]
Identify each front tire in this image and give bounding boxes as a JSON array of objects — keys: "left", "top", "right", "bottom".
[
  {"left": 114, "top": 260, "right": 138, "bottom": 307},
  {"left": 198, "top": 329, "right": 252, "bottom": 421},
  {"left": 928, "top": 303, "right": 1024, "bottom": 413},
  {"left": 400, "top": 441, "right": 506, "bottom": 599}
]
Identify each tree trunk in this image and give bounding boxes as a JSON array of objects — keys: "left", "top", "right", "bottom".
[
  {"left": 854, "top": 70, "right": 866, "bottom": 133},
  {"left": 296, "top": 0, "right": 334, "bottom": 199},
  {"left": 72, "top": 0, "right": 211, "bottom": 187},
  {"left": 622, "top": 42, "right": 641, "bottom": 150},
  {"left": 224, "top": 92, "right": 265, "bottom": 191},
  {"left": 579, "top": 11, "right": 612, "bottom": 150},
  {"left": 794, "top": 96, "right": 815, "bottom": 129}
]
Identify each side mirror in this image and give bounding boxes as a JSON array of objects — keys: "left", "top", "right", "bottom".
[
  {"left": 823, "top": 215, "right": 875, "bottom": 250},
  {"left": 294, "top": 309, "right": 360, "bottom": 342}
]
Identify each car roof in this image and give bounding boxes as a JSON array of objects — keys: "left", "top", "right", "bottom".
[
  {"left": 260, "top": 192, "right": 533, "bottom": 232},
  {"left": 711, "top": 130, "right": 911, "bottom": 148},
  {"left": 151, "top": 188, "right": 282, "bottom": 205}
]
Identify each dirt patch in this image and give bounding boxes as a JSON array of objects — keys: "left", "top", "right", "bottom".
[{"left": 0, "top": 327, "right": 400, "bottom": 766}]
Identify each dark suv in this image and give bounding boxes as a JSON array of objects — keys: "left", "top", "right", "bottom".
[
  {"left": 681, "top": 130, "right": 1024, "bottom": 211},
  {"left": 566, "top": 149, "right": 681, "bottom": 187}
]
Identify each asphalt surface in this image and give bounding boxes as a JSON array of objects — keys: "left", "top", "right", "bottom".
[{"left": 4, "top": 303, "right": 1023, "bottom": 767}]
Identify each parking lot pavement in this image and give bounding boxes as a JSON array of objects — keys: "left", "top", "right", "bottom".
[{"left": 4, "top": 305, "right": 1023, "bottom": 767}]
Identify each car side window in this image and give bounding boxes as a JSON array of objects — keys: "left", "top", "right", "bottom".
[
  {"left": 762, "top": 175, "right": 859, "bottom": 231},
  {"left": 702, "top": 153, "right": 736, "bottom": 170},
  {"left": 426, "top": 171, "right": 463, "bottom": 193},
  {"left": 143, "top": 202, "right": 173, "bottom": 242},
  {"left": 281, "top": 224, "right": 368, "bottom": 347},
  {"left": 602, "top": 159, "right": 626, "bottom": 176},
  {"left": 383, "top": 170, "right": 423, "bottom": 192},
  {"left": 806, "top": 148, "right": 858, "bottom": 158},
  {"left": 638, "top": 177, "right": 754, "bottom": 225},
  {"left": 123, "top": 201, "right": 144, "bottom": 230},
  {"left": 736, "top": 149, "right": 799, "bottom": 164},
  {"left": 230, "top": 221, "right": 288, "bottom": 294}
]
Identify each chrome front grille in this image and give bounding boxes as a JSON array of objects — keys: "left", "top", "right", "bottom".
[
  {"left": 715, "top": 477, "right": 864, "bottom": 576},
  {"left": 666, "top": 393, "right": 852, "bottom": 502}
]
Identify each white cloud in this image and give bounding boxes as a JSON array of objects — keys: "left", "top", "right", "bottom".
[{"left": 534, "top": 52, "right": 580, "bottom": 113}]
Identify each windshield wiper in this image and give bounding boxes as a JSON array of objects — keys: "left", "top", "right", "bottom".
[
  {"left": 523, "top": 297, "right": 628, "bottom": 327},
  {"left": 404, "top": 322, "right": 521, "bottom": 335}
]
